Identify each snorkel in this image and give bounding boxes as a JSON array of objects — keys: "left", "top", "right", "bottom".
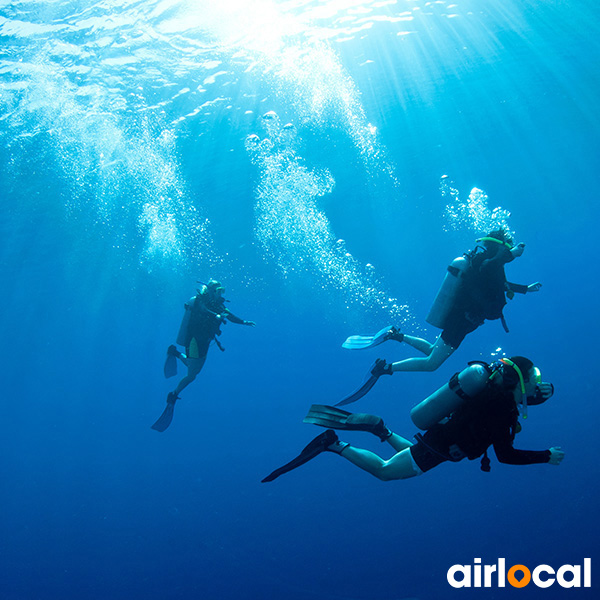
[
  {"left": 476, "top": 236, "right": 514, "bottom": 250},
  {"left": 489, "top": 358, "right": 527, "bottom": 416},
  {"left": 498, "top": 358, "right": 543, "bottom": 419},
  {"left": 499, "top": 358, "right": 526, "bottom": 395}
]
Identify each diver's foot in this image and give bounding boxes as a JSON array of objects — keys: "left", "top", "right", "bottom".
[
  {"left": 167, "top": 344, "right": 182, "bottom": 359},
  {"left": 387, "top": 326, "right": 404, "bottom": 343},
  {"left": 374, "top": 423, "right": 393, "bottom": 442},
  {"left": 167, "top": 392, "right": 179, "bottom": 405},
  {"left": 316, "top": 429, "right": 349, "bottom": 454},
  {"left": 299, "top": 429, "right": 339, "bottom": 458},
  {"left": 353, "top": 414, "right": 392, "bottom": 441},
  {"left": 327, "top": 439, "right": 350, "bottom": 454}
]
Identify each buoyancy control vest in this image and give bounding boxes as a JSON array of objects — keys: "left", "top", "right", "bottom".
[
  {"left": 462, "top": 250, "right": 508, "bottom": 321},
  {"left": 176, "top": 291, "right": 226, "bottom": 347},
  {"left": 442, "top": 385, "right": 520, "bottom": 465}
]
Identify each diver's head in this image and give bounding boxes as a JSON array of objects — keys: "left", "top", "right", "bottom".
[
  {"left": 499, "top": 356, "right": 533, "bottom": 393},
  {"left": 206, "top": 279, "right": 225, "bottom": 297},
  {"left": 477, "top": 229, "right": 514, "bottom": 253},
  {"left": 499, "top": 356, "right": 549, "bottom": 417}
]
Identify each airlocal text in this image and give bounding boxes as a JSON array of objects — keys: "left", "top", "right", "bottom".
[{"left": 447, "top": 558, "right": 591, "bottom": 588}]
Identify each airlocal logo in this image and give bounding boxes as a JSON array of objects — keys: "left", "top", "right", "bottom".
[{"left": 447, "top": 558, "right": 591, "bottom": 588}]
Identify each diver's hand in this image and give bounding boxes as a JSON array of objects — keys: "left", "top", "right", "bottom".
[
  {"left": 537, "top": 382, "right": 554, "bottom": 400},
  {"left": 527, "top": 282, "right": 542, "bottom": 292},
  {"left": 372, "top": 358, "right": 393, "bottom": 377},
  {"left": 548, "top": 446, "right": 564, "bottom": 465},
  {"left": 243, "top": 320, "right": 256, "bottom": 327},
  {"left": 511, "top": 242, "right": 526, "bottom": 258}
]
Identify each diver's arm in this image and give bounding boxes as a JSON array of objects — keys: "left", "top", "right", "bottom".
[
  {"left": 223, "top": 310, "right": 255, "bottom": 326},
  {"left": 183, "top": 296, "right": 217, "bottom": 315},
  {"left": 506, "top": 281, "right": 542, "bottom": 294},
  {"left": 196, "top": 302, "right": 222, "bottom": 318},
  {"left": 189, "top": 296, "right": 228, "bottom": 322},
  {"left": 509, "top": 242, "right": 526, "bottom": 260},
  {"left": 505, "top": 281, "right": 529, "bottom": 294},
  {"left": 480, "top": 245, "right": 514, "bottom": 271},
  {"left": 492, "top": 439, "right": 552, "bottom": 465}
]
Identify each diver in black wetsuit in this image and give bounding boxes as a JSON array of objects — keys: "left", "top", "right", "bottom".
[
  {"left": 386, "top": 230, "right": 541, "bottom": 373},
  {"left": 168, "top": 280, "right": 255, "bottom": 399},
  {"left": 152, "top": 279, "right": 255, "bottom": 432},
  {"left": 262, "top": 356, "right": 564, "bottom": 483}
]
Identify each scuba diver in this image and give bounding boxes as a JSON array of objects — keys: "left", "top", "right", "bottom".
[
  {"left": 262, "top": 356, "right": 564, "bottom": 482},
  {"left": 339, "top": 230, "right": 542, "bottom": 405},
  {"left": 151, "top": 279, "right": 255, "bottom": 432}
]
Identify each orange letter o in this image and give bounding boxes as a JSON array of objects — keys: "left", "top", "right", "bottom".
[{"left": 508, "top": 565, "right": 532, "bottom": 588}]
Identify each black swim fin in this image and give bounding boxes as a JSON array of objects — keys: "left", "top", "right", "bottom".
[
  {"left": 163, "top": 345, "right": 179, "bottom": 378},
  {"left": 303, "top": 404, "right": 391, "bottom": 441},
  {"left": 336, "top": 358, "right": 391, "bottom": 406},
  {"left": 151, "top": 393, "right": 178, "bottom": 432},
  {"left": 261, "top": 429, "right": 338, "bottom": 483}
]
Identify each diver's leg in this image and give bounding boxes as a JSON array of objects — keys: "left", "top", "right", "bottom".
[
  {"left": 176, "top": 353, "right": 189, "bottom": 366},
  {"left": 401, "top": 335, "right": 435, "bottom": 355},
  {"left": 173, "top": 355, "right": 206, "bottom": 396},
  {"left": 385, "top": 432, "right": 414, "bottom": 453},
  {"left": 390, "top": 336, "right": 455, "bottom": 372},
  {"left": 337, "top": 446, "right": 421, "bottom": 481}
]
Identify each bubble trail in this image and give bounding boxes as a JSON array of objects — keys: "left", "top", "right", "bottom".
[{"left": 247, "top": 111, "right": 411, "bottom": 323}]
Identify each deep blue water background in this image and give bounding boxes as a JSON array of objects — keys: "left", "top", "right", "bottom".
[{"left": 1, "top": 1, "right": 599, "bottom": 599}]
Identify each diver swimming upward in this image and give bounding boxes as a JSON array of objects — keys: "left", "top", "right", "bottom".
[
  {"left": 151, "top": 279, "right": 255, "bottom": 432},
  {"left": 339, "top": 230, "right": 542, "bottom": 405}
]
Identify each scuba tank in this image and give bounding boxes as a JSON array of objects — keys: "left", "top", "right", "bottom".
[
  {"left": 176, "top": 296, "right": 198, "bottom": 347},
  {"left": 426, "top": 256, "right": 470, "bottom": 329},
  {"left": 410, "top": 363, "right": 491, "bottom": 430}
]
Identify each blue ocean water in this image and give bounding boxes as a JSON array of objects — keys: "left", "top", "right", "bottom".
[{"left": 1, "top": 1, "right": 598, "bottom": 598}]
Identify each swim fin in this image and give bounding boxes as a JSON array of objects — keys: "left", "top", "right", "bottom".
[
  {"left": 163, "top": 345, "right": 179, "bottom": 379},
  {"left": 261, "top": 429, "right": 338, "bottom": 483},
  {"left": 342, "top": 325, "right": 402, "bottom": 350},
  {"left": 304, "top": 404, "right": 391, "bottom": 441},
  {"left": 151, "top": 393, "right": 178, "bottom": 432},
  {"left": 336, "top": 358, "right": 392, "bottom": 407}
]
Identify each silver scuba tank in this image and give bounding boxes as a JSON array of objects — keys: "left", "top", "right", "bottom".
[
  {"left": 175, "top": 296, "right": 197, "bottom": 347},
  {"left": 410, "top": 363, "right": 490, "bottom": 430},
  {"left": 426, "top": 256, "right": 469, "bottom": 329}
]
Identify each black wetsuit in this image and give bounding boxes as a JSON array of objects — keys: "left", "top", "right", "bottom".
[
  {"left": 441, "top": 247, "right": 529, "bottom": 348},
  {"left": 186, "top": 293, "right": 246, "bottom": 358},
  {"left": 410, "top": 385, "right": 551, "bottom": 472}
]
